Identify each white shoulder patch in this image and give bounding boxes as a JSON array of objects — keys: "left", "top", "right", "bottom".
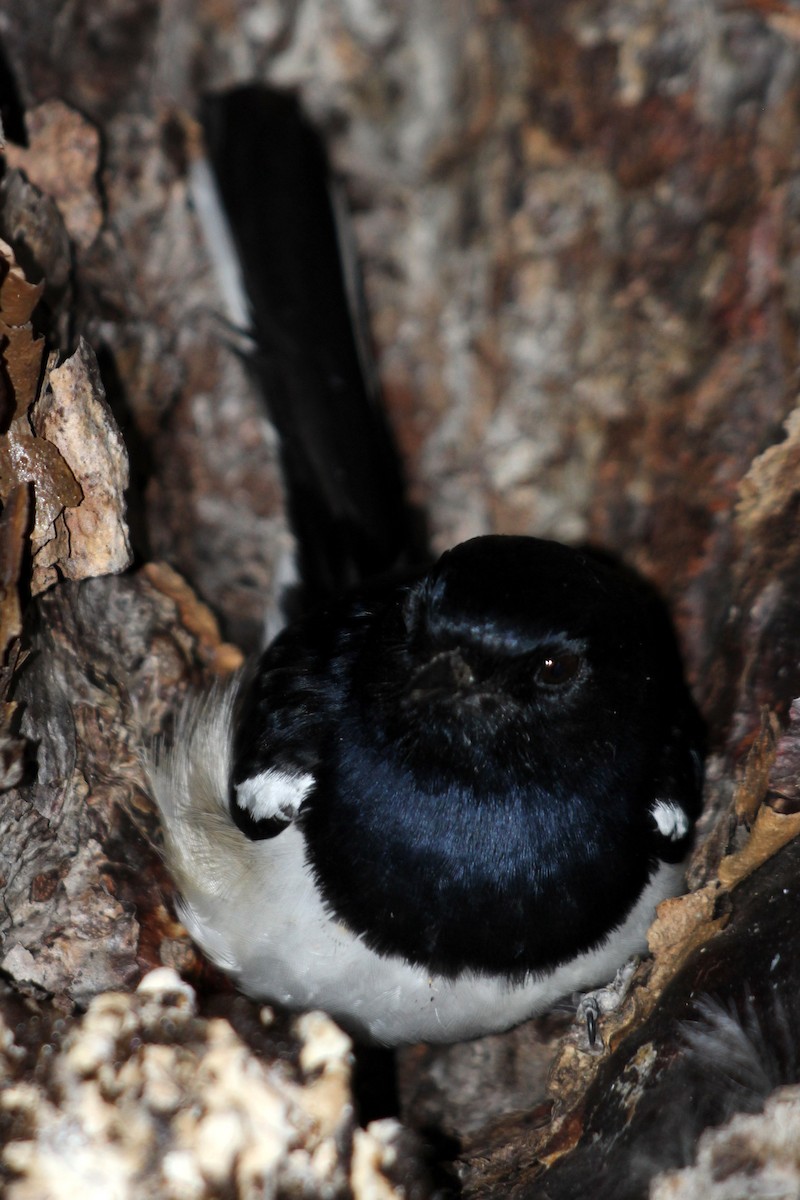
[
  {"left": 651, "top": 798, "right": 690, "bottom": 842},
  {"left": 235, "top": 769, "right": 314, "bottom": 824}
]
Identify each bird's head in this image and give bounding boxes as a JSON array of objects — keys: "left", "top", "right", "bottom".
[{"left": 351, "top": 535, "right": 678, "bottom": 800}]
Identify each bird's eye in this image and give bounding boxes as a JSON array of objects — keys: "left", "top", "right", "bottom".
[{"left": 535, "top": 651, "right": 582, "bottom": 687}]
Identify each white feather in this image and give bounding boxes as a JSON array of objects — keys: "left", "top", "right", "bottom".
[
  {"left": 149, "top": 684, "right": 686, "bottom": 1045},
  {"left": 235, "top": 769, "right": 314, "bottom": 823},
  {"left": 188, "top": 156, "right": 252, "bottom": 337},
  {"left": 651, "top": 799, "right": 691, "bottom": 842}
]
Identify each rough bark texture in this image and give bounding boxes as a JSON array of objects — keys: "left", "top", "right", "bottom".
[{"left": 2, "top": 2, "right": 800, "bottom": 1197}]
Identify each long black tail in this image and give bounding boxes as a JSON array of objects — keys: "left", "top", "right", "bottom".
[{"left": 200, "top": 86, "right": 425, "bottom": 610}]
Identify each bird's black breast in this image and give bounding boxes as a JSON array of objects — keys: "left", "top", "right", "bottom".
[{"left": 300, "top": 719, "right": 656, "bottom": 980}]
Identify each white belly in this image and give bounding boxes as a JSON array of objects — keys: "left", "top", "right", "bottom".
[{"left": 177, "top": 822, "right": 682, "bottom": 1044}]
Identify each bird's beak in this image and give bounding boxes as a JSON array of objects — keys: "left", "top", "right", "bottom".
[{"left": 406, "top": 647, "right": 475, "bottom": 701}]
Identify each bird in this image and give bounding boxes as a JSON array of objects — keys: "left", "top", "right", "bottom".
[
  {"left": 151, "top": 532, "right": 704, "bottom": 1045},
  {"left": 150, "top": 87, "right": 704, "bottom": 1045}
]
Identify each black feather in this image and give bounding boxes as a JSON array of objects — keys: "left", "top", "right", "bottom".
[{"left": 200, "top": 86, "right": 425, "bottom": 606}]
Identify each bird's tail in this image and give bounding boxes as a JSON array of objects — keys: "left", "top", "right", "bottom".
[{"left": 196, "top": 85, "right": 426, "bottom": 614}]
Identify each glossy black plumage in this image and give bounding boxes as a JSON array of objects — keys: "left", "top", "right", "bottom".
[
  {"left": 233, "top": 534, "right": 704, "bottom": 981},
  {"left": 201, "top": 86, "right": 423, "bottom": 606}
]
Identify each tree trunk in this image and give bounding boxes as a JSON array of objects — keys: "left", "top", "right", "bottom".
[{"left": 2, "top": 2, "right": 800, "bottom": 1196}]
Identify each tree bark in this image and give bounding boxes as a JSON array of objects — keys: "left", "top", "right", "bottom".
[{"left": 2, "top": 2, "right": 800, "bottom": 1196}]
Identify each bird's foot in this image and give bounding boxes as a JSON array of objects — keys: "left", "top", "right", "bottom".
[{"left": 575, "top": 957, "right": 640, "bottom": 1052}]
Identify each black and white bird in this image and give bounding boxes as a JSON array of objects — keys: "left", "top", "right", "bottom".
[
  {"left": 154, "top": 534, "right": 703, "bottom": 1044},
  {"left": 151, "top": 89, "right": 704, "bottom": 1046}
]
